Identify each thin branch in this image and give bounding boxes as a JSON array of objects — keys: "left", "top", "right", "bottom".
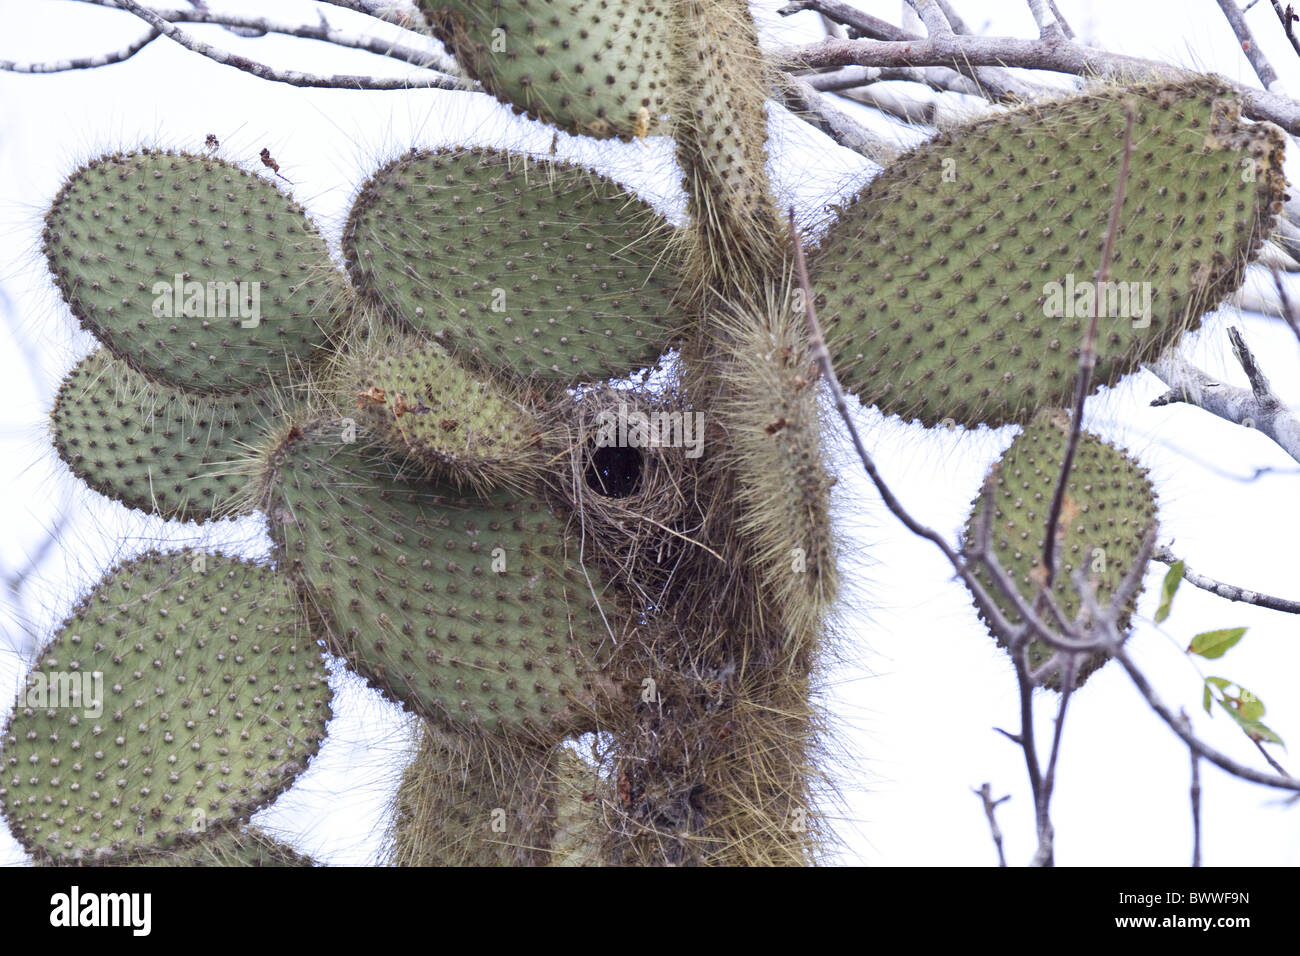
[
  {"left": 907, "top": 0, "right": 953, "bottom": 37},
  {"left": 1026, "top": 0, "right": 1066, "bottom": 41},
  {"left": 5, "top": 510, "right": 73, "bottom": 604},
  {"left": 1269, "top": 209, "right": 1300, "bottom": 264},
  {"left": 1045, "top": 0, "right": 1077, "bottom": 40},
  {"left": 802, "top": 63, "right": 976, "bottom": 96},
  {"left": 1153, "top": 544, "right": 1300, "bottom": 614},
  {"left": 1146, "top": 328, "right": 1300, "bottom": 465},
  {"left": 820, "top": 13, "right": 847, "bottom": 40},
  {"left": 1233, "top": 287, "right": 1292, "bottom": 322},
  {"left": 1269, "top": 0, "right": 1300, "bottom": 58},
  {"left": 1216, "top": 0, "right": 1284, "bottom": 92},
  {"left": 775, "top": 76, "right": 900, "bottom": 164},
  {"left": 776, "top": 1, "right": 1040, "bottom": 101},
  {"left": 778, "top": 0, "right": 915, "bottom": 41},
  {"left": 1033, "top": 657, "right": 1077, "bottom": 867},
  {"left": 1043, "top": 103, "right": 1134, "bottom": 588},
  {"left": 1231, "top": 326, "right": 1275, "bottom": 401},
  {"left": 1112, "top": 644, "right": 1300, "bottom": 791},
  {"left": 836, "top": 84, "right": 938, "bottom": 125},
  {"left": 1182, "top": 712, "right": 1202, "bottom": 867},
  {"left": 972, "top": 783, "right": 1010, "bottom": 867},
  {"left": 775, "top": 34, "right": 1300, "bottom": 135},
  {"left": 934, "top": 0, "right": 975, "bottom": 36},
  {"left": 315, "top": 0, "right": 428, "bottom": 32},
  {"left": 107, "top": 0, "right": 471, "bottom": 90},
  {"left": 78, "top": 0, "right": 460, "bottom": 73},
  {"left": 0, "top": 28, "right": 159, "bottom": 73},
  {"left": 1252, "top": 737, "right": 1291, "bottom": 776},
  {"left": 1269, "top": 266, "right": 1300, "bottom": 344}
]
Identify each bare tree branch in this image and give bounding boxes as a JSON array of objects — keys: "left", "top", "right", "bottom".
[
  {"left": 801, "top": 63, "right": 974, "bottom": 96},
  {"left": 1269, "top": 0, "right": 1300, "bottom": 59},
  {"left": 75, "top": 0, "right": 460, "bottom": 73},
  {"left": 774, "top": 34, "right": 1300, "bottom": 134},
  {"left": 1026, "top": 0, "right": 1066, "bottom": 41},
  {"left": 837, "top": 84, "right": 939, "bottom": 125},
  {"left": 1182, "top": 712, "right": 1202, "bottom": 867},
  {"left": 315, "top": 0, "right": 429, "bottom": 32},
  {"left": 935, "top": 0, "right": 976, "bottom": 36},
  {"left": 1045, "top": 0, "right": 1077, "bottom": 40},
  {"left": 1253, "top": 736, "right": 1291, "bottom": 776},
  {"left": 907, "top": 0, "right": 954, "bottom": 37},
  {"left": 1153, "top": 544, "right": 1300, "bottom": 615},
  {"left": 106, "top": 0, "right": 470, "bottom": 90},
  {"left": 1269, "top": 266, "right": 1300, "bottom": 344},
  {"left": 0, "top": 28, "right": 159, "bottom": 73},
  {"left": 1232, "top": 287, "right": 1293, "bottom": 322},
  {"left": 1216, "top": 0, "right": 1285, "bottom": 92},
  {"left": 1112, "top": 644, "right": 1300, "bottom": 791},
  {"left": 777, "top": 1, "right": 1041, "bottom": 101},
  {"left": 775, "top": 76, "right": 900, "bottom": 164},
  {"left": 972, "top": 783, "right": 1010, "bottom": 866},
  {"left": 778, "top": 0, "right": 915, "bottom": 41},
  {"left": 1146, "top": 328, "right": 1300, "bottom": 465}
]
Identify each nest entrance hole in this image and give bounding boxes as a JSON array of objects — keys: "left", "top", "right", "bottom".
[{"left": 585, "top": 444, "right": 644, "bottom": 498}]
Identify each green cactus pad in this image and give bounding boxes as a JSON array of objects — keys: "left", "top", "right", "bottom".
[
  {"left": 43, "top": 149, "right": 346, "bottom": 395},
  {"left": 353, "top": 340, "right": 546, "bottom": 491},
  {"left": 267, "top": 419, "right": 615, "bottom": 739},
  {"left": 51, "top": 349, "right": 277, "bottom": 522},
  {"left": 343, "top": 147, "right": 682, "bottom": 383},
  {"left": 0, "top": 552, "right": 331, "bottom": 863},
  {"left": 961, "top": 412, "right": 1158, "bottom": 689},
  {"left": 418, "top": 0, "right": 673, "bottom": 139},
  {"left": 812, "top": 78, "right": 1287, "bottom": 427}
]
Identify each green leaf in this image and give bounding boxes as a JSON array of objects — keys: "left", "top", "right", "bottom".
[
  {"left": 1155, "top": 560, "right": 1185, "bottom": 624},
  {"left": 1204, "top": 678, "right": 1285, "bottom": 747},
  {"left": 1188, "top": 627, "right": 1248, "bottom": 660},
  {"left": 1203, "top": 676, "right": 1237, "bottom": 716},
  {"left": 1245, "top": 721, "right": 1285, "bottom": 747},
  {"left": 1236, "top": 688, "right": 1265, "bottom": 721},
  {"left": 1217, "top": 700, "right": 1285, "bottom": 746}
]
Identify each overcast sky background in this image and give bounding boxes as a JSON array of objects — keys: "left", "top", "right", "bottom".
[{"left": 0, "top": 0, "right": 1298, "bottom": 866}]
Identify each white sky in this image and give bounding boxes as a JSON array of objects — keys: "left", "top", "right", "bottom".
[{"left": 0, "top": 0, "right": 1298, "bottom": 866}]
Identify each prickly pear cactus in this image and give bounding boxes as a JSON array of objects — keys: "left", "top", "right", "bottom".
[
  {"left": 43, "top": 150, "right": 348, "bottom": 395},
  {"left": 1, "top": 551, "right": 330, "bottom": 863},
  {"left": 961, "top": 412, "right": 1159, "bottom": 689},
  {"left": 51, "top": 349, "right": 277, "bottom": 522},
  {"left": 3, "top": 1, "right": 1286, "bottom": 867},
  {"left": 811, "top": 77, "right": 1286, "bottom": 428},
  {"left": 418, "top": 1, "right": 674, "bottom": 139}
]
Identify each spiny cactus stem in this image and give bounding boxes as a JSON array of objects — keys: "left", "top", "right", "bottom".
[{"left": 1041, "top": 103, "right": 1134, "bottom": 590}]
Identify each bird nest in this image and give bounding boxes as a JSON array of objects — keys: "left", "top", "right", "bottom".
[{"left": 548, "top": 383, "right": 705, "bottom": 604}]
